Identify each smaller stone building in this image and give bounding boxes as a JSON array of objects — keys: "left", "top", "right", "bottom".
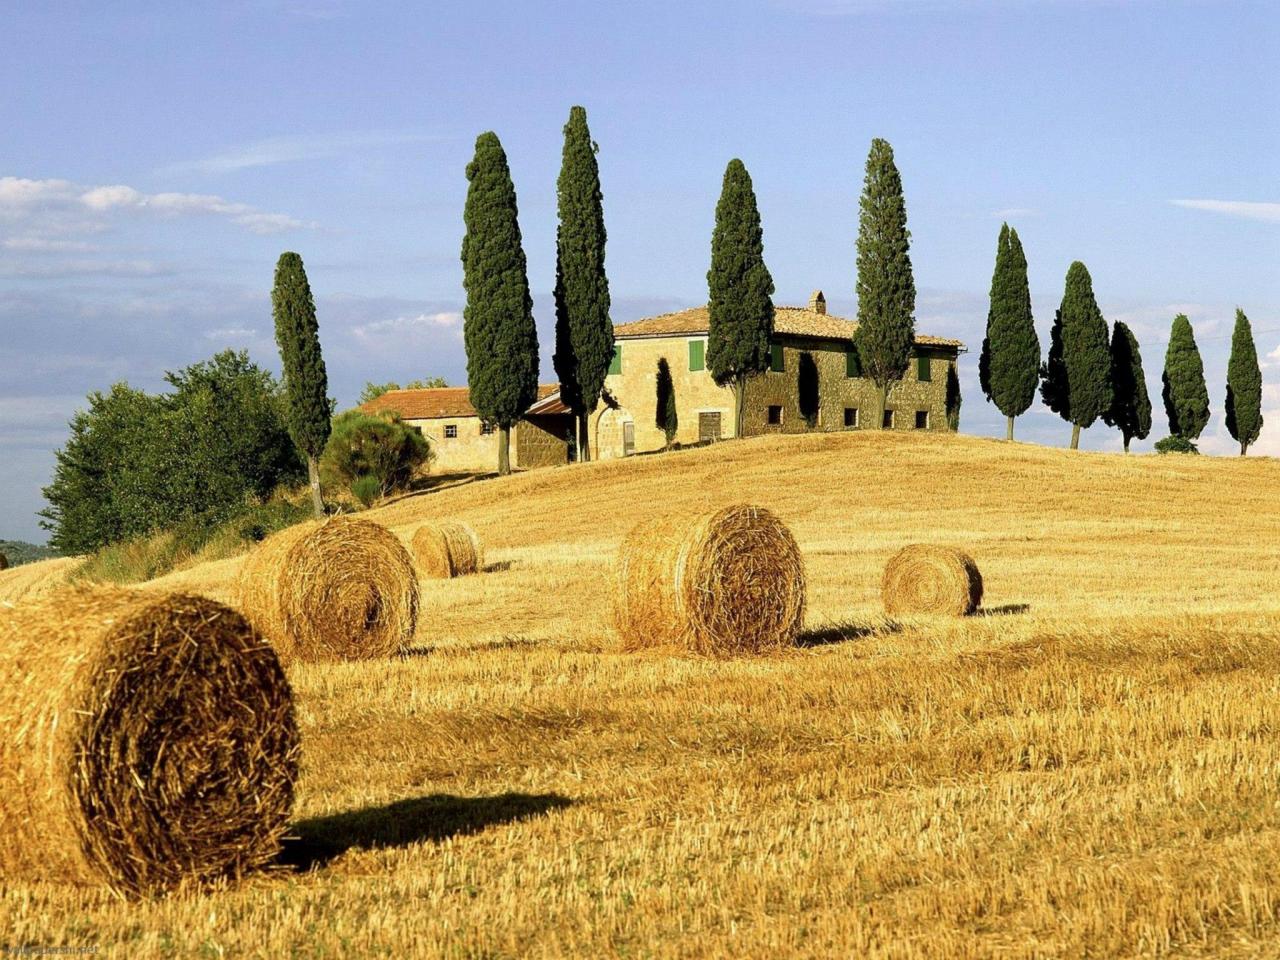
[
  {"left": 597, "top": 291, "right": 965, "bottom": 459},
  {"left": 360, "top": 385, "right": 574, "bottom": 474}
]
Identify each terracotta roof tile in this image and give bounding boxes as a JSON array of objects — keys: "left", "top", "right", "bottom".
[
  {"left": 360, "top": 384, "right": 558, "bottom": 420},
  {"left": 613, "top": 305, "right": 965, "bottom": 350}
]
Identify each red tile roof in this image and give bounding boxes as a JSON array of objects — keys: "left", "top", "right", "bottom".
[{"left": 360, "top": 384, "right": 559, "bottom": 421}]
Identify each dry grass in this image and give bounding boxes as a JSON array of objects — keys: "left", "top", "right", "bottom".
[
  {"left": 7, "top": 431, "right": 1280, "bottom": 956},
  {"left": 0, "top": 555, "right": 83, "bottom": 603}
]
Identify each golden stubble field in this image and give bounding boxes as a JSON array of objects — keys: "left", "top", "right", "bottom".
[{"left": 4, "top": 430, "right": 1280, "bottom": 958}]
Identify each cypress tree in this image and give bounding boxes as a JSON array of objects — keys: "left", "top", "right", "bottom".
[
  {"left": 1226, "top": 308, "right": 1263, "bottom": 455},
  {"left": 706, "top": 158, "right": 774, "bottom": 437},
  {"left": 552, "top": 105, "right": 613, "bottom": 462},
  {"left": 980, "top": 224, "right": 1039, "bottom": 440},
  {"left": 1039, "top": 262, "right": 1110, "bottom": 449},
  {"left": 1162, "top": 314, "right": 1210, "bottom": 442},
  {"left": 856, "top": 138, "right": 916, "bottom": 428},
  {"left": 1102, "top": 321, "right": 1151, "bottom": 453},
  {"left": 271, "top": 251, "right": 330, "bottom": 516},
  {"left": 655, "top": 357, "right": 678, "bottom": 449},
  {"left": 461, "top": 132, "right": 540, "bottom": 476},
  {"left": 946, "top": 362, "right": 962, "bottom": 431}
]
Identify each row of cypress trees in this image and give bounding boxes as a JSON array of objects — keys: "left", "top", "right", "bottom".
[
  {"left": 462, "top": 116, "right": 924, "bottom": 467},
  {"left": 979, "top": 230, "right": 1264, "bottom": 454}
]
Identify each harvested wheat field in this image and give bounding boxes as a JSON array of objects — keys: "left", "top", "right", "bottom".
[{"left": 8, "top": 431, "right": 1280, "bottom": 958}]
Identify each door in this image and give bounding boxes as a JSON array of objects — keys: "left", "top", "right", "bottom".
[
  {"left": 699, "top": 411, "right": 722, "bottom": 443},
  {"left": 623, "top": 420, "right": 635, "bottom": 456}
]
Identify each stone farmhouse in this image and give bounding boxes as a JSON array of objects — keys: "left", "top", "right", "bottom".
[
  {"left": 360, "top": 384, "right": 574, "bottom": 474},
  {"left": 361, "top": 290, "right": 964, "bottom": 471},
  {"left": 594, "top": 291, "right": 965, "bottom": 459}
]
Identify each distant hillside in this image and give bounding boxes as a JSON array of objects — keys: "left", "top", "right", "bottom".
[{"left": 0, "top": 540, "right": 59, "bottom": 567}]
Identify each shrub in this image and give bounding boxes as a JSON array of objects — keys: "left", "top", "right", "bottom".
[
  {"left": 1154, "top": 435, "right": 1199, "bottom": 455},
  {"left": 350, "top": 475, "right": 382, "bottom": 508},
  {"left": 320, "top": 410, "right": 431, "bottom": 499}
]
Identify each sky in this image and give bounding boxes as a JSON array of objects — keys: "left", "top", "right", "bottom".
[{"left": 1, "top": 0, "right": 1277, "bottom": 542}]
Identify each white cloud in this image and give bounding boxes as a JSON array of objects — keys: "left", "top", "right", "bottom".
[
  {"left": 1171, "top": 199, "right": 1280, "bottom": 224},
  {"left": 0, "top": 237, "right": 97, "bottom": 253},
  {"left": 0, "top": 175, "right": 313, "bottom": 235},
  {"left": 163, "top": 131, "right": 439, "bottom": 175},
  {"left": 352, "top": 311, "right": 462, "bottom": 338},
  {"left": 993, "top": 207, "right": 1038, "bottom": 219}
]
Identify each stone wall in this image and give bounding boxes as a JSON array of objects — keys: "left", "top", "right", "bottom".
[
  {"left": 598, "top": 334, "right": 960, "bottom": 458},
  {"left": 599, "top": 335, "right": 738, "bottom": 458},
  {"left": 404, "top": 414, "right": 497, "bottom": 474},
  {"left": 517, "top": 414, "right": 573, "bottom": 468},
  {"left": 743, "top": 337, "right": 958, "bottom": 435}
]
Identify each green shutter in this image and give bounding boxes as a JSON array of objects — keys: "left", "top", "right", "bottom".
[
  {"left": 608, "top": 344, "right": 622, "bottom": 375},
  {"left": 845, "top": 344, "right": 862, "bottom": 378},
  {"left": 688, "top": 339, "right": 705, "bottom": 372},
  {"left": 770, "top": 343, "right": 784, "bottom": 373},
  {"left": 916, "top": 353, "right": 931, "bottom": 382}
]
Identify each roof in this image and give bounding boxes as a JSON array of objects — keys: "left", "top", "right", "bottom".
[
  {"left": 360, "top": 384, "right": 559, "bottom": 421},
  {"left": 612, "top": 304, "right": 965, "bottom": 350}
]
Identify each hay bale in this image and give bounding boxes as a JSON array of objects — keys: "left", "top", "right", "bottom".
[
  {"left": 882, "top": 544, "right": 983, "bottom": 617},
  {"left": 238, "top": 516, "right": 418, "bottom": 661},
  {"left": 0, "top": 586, "right": 299, "bottom": 897},
  {"left": 614, "top": 503, "right": 806, "bottom": 656},
  {"left": 409, "top": 521, "right": 483, "bottom": 578}
]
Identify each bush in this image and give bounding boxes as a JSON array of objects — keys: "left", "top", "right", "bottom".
[
  {"left": 41, "top": 350, "right": 303, "bottom": 554},
  {"left": 320, "top": 410, "right": 431, "bottom": 499},
  {"left": 1154, "top": 435, "right": 1200, "bottom": 455},
  {"left": 350, "top": 475, "right": 382, "bottom": 508}
]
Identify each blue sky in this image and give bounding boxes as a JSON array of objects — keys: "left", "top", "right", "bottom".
[{"left": 1, "top": 0, "right": 1277, "bottom": 542}]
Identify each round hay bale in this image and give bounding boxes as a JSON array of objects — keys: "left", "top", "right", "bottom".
[
  {"left": 881, "top": 544, "right": 983, "bottom": 617},
  {"left": 409, "top": 521, "right": 483, "bottom": 579},
  {"left": 614, "top": 503, "right": 806, "bottom": 656},
  {"left": 0, "top": 586, "right": 299, "bottom": 898},
  {"left": 238, "top": 516, "right": 418, "bottom": 661}
]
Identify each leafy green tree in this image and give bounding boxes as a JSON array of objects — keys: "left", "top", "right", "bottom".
[
  {"left": 1039, "top": 262, "right": 1111, "bottom": 449},
  {"left": 272, "top": 251, "right": 331, "bottom": 515},
  {"left": 1226, "top": 308, "right": 1263, "bottom": 455},
  {"left": 1155, "top": 435, "right": 1199, "bottom": 455},
  {"left": 655, "top": 357, "right": 678, "bottom": 449},
  {"left": 706, "top": 158, "right": 775, "bottom": 437},
  {"left": 856, "top": 138, "right": 916, "bottom": 428},
  {"left": 552, "top": 105, "right": 613, "bottom": 462},
  {"left": 359, "top": 378, "right": 448, "bottom": 405},
  {"left": 320, "top": 409, "right": 431, "bottom": 499},
  {"left": 40, "top": 352, "right": 302, "bottom": 553},
  {"left": 1102, "top": 321, "right": 1152, "bottom": 452},
  {"left": 40, "top": 384, "right": 161, "bottom": 553},
  {"left": 798, "top": 352, "right": 820, "bottom": 428},
  {"left": 1162, "top": 314, "right": 1210, "bottom": 441},
  {"left": 979, "top": 224, "right": 1039, "bottom": 440},
  {"left": 461, "top": 131, "right": 540, "bottom": 475}
]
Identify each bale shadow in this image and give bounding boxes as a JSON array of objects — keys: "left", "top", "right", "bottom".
[
  {"left": 797, "top": 619, "right": 903, "bottom": 648},
  {"left": 976, "top": 603, "right": 1031, "bottom": 618},
  {"left": 400, "top": 635, "right": 542, "bottom": 659},
  {"left": 279, "top": 792, "right": 573, "bottom": 872},
  {"left": 483, "top": 560, "right": 517, "bottom": 573}
]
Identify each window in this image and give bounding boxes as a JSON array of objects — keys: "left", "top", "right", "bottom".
[
  {"left": 766, "top": 405, "right": 783, "bottom": 425},
  {"left": 882, "top": 409, "right": 894, "bottom": 429},
  {"left": 916, "top": 353, "right": 932, "bottom": 382},
  {"left": 843, "top": 407, "right": 858, "bottom": 428},
  {"left": 915, "top": 410, "right": 929, "bottom": 430},
  {"left": 770, "top": 343, "right": 785, "bottom": 373},
  {"left": 688, "top": 339, "right": 705, "bottom": 372},
  {"left": 845, "top": 345, "right": 862, "bottom": 378},
  {"left": 444, "top": 424, "right": 458, "bottom": 439},
  {"left": 608, "top": 344, "right": 622, "bottom": 376},
  {"left": 480, "top": 420, "right": 495, "bottom": 435}
]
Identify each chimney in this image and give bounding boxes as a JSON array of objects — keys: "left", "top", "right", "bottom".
[{"left": 809, "top": 289, "right": 826, "bottom": 315}]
